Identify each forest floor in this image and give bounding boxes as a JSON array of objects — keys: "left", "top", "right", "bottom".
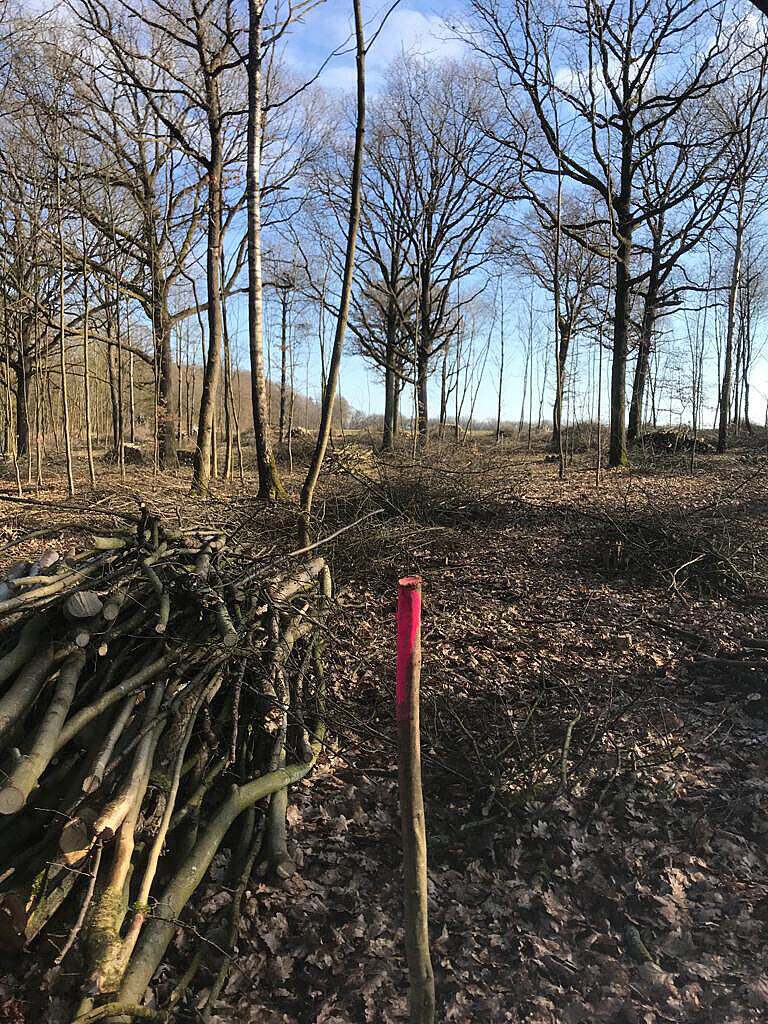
[{"left": 1, "top": 431, "right": 768, "bottom": 1023}]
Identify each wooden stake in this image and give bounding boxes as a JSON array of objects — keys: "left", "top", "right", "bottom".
[{"left": 396, "top": 576, "right": 435, "bottom": 1024}]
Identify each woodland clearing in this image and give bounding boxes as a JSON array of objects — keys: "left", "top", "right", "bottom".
[{"left": 0, "top": 433, "right": 766, "bottom": 1023}]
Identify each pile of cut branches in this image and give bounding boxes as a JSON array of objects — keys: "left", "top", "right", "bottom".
[
  {"left": 367, "top": 449, "right": 513, "bottom": 527},
  {"left": 0, "top": 508, "right": 332, "bottom": 1022},
  {"left": 589, "top": 503, "right": 767, "bottom": 596},
  {"left": 639, "top": 428, "right": 716, "bottom": 455}
]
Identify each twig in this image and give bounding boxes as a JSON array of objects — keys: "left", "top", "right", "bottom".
[
  {"left": 282, "top": 508, "right": 383, "bottom": 559},
  {"left": 560, "top": 716, "right": 580, "bottom": 791},
  {"left": 48, "top": 841, "right": 103, "bottom": 977}
]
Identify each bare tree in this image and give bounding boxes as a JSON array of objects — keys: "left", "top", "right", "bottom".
[
  {"left": 626, "top": 100, "right": 747, "bottom": 442},
  {"left": 248, "top": 0, "right": 278, "bottom": 499},
  {"left": 735, "top": 236, "right": 767, "bottom": 435},
  {"left": 497, "top": 196, "right": 603, "bottom": 454},
  {"left": 313, "top": 53, "right": 508, "bottom": 446},
  {"left": 466, "top": 0, "right": 741, "bottom": 466},
  {"left": 77, "top": 0, "right": 248, "bottom": 495},
  {"left": 70, "top": 49, "right": 210, "bottom": 470},
  {"left": 299, "top": 0, "right": 366, "bottom": 543},
  {"left": 712, "top": 46, "right": 768, "bottom": 452}
]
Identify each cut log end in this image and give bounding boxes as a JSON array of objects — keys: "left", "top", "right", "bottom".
[
  {"left": 37, "top": 550, "right": 60, "bottom": 570},
  {"left": 81, "top": 774, "right": 102, "bottom": 795},
  {"left": 60, "top": 817, "right": 92, "bottom": 865},
  {"left": 0, "top": 786, "right": 26, "bottom": 816},
  {"left": 65, "top": 591, "right": 104, "bottom": 620},
  {"left": 102, "top": 603, "right": 121, "bottom": 622}
]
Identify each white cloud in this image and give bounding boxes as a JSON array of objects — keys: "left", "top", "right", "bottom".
[
  {"left": 283, "top": 3, "right": 466, "bottom": 95},
  {"left": 366, "top": 8, "right": 465, "bottom": 71}
]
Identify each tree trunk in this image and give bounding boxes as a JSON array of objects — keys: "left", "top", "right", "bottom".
[
  {"left": 105, "top": 193, "right": 125, "bottom": 481},
  {"left": 495, "top": 293, "right": 504, "bottom": 443},
  {"left": 116, "top": 298, "right": 125, "bottom": 482},
  {"left": 3, "top": 344, "right": 12, "bottom": 459},
  {"left": 609, "top": 201, "right": 632, "bottom": 467},
  {"left": 1, "top": 306, "right": 9, "bottom": 455},
  {"left": 177, "top": 328, "right": 182, "bottom": 446},
  {"left": 649, "top": 356, "right": 658, "bottom": 428},
  {"left": 416, "top": 276, "right": 430, "bottom": 446},
  {"left": 56, "top": 162, "right": 75, "bottom": 496},
  {"left": 416, "top": 342, "right": 429, "bottom": 446},
  {"left": 552, "top": 160, "right": 565, "bottom": 476},
  {"left": 222, "top": 273, "right": 235, "bottom": 482},
  {"left": 211, "top": 393, "right": 218, "bottom": 480},
  {"left": 743, "top": 288, "right": 753, "bottom": 434},
  {"left": 718, "top": 184, "right": 745, "bottom": 454},
  {"left": 734, "top": 311, "right": 743, "bottom": 436},
  {"left": 185, "top": 325, "right": 193, "bottom": 440},
  {"left": 383, "top": 245, "right": 400, "bottom": 451},
  {"left": 439, "top": 346, "right": 449, "bottom": 440},
  {"left": 627, "top": 303, "right": 653, "bottom": 444},
  {"left": 287, "top": 328, "right": 295, "bottom": 474},
  {"left": 518, "top": 337, "right": 529, "bottom": 436},
  {"left": 105, "top": 321, "right": 120, "bottom": 453},
  {"left": 299, "top": 0, "right": 365, "bottom": 544},
  {"left": 279, "top": 290, "right": 288, "bottom": 444},
  {"left": 453, "top": 326, "right": 462, "bottom": 442},
  {"left": 744, "top": 372, "right": 752, "bottom": 433},
  {"left": 551, "top": 320, "right": 571, "bottom": 453},
  {"left": 15, "top": 355, "right": 29, "bottom": 459},
  {"left": 537, "top": 344, "right": 549, "bottom": 429},
  {"left": 154, "top": 305, "right": 177, "bottom": 469},
  {"left": 628, "top": 215, "right": 662, "bottom": 443},
  {"left": 26, "top": 306, "right": 37, "bottom": 486},
  {"left": 128, "top": 352, "right": 135, "bottom": 444},
  {"left": 13, "top": 313, "right": 30, "bottom": 460},
  {"left": 245, "top": 1, "right": 283, "bottom": 500},
  {"left": 192, "top": 128, "right": 224, "bottom": 496},
  {"left": 383, "top": 364, "right": 396, "bottom": 450},
  {"left": 76, "top": 159, "right": 95, "bottom": 481}
]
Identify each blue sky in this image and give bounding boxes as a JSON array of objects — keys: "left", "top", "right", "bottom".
[
  {"left": 265, "top": 1, "right": 496, "bottom": 425},
  {"left": 248, "top": 1, "right": 768, "bottom": 431},
  {"left": 282, "top": 2, "right": 466, "bottom": 94}
]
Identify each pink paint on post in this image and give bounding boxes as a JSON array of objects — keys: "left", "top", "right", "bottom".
[{"left": 396, "top": 576, "right": 422, "bottom": 722}]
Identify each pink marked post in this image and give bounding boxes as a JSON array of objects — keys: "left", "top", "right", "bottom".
[
  {"left": 396, "top": 576, "right": 422, "bottom": 722},
  {"left": 395, "top": 574, "right": 435, "bottom": 1021}
]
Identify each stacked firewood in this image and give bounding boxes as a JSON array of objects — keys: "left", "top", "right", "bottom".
[{"left": 0, "top": 508, "right": 331, "bottom": 1021}]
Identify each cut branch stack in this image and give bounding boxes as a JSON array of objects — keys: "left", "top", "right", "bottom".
[{"left": 0, "top": 508, "right": 332, "bottom": 1021}]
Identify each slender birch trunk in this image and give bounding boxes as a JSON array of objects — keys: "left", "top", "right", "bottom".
[
  {"left": 56, "top": 159, "right": 75, "bottom": 496},
  {"left": 495, "top": 287, "right": 504, "bottom": 443},
  {"left": 718, "top": 181, "right": 745, "bottom": 454},
  {"left": 246, "top": 0, "right": 283, "bottom": 499},
  {"left": 78, "top": 166, "right": 96, "bottom": 487},
  {"left": 279, "top": 288, "right": 288, "bottom": 444},
  {"left": 299, "top": 0, "right": 365, "bottom": 544}
]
